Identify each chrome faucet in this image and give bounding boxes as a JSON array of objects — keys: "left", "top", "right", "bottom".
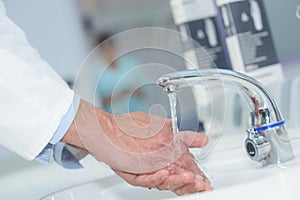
[{"left": 157, "top": 69, "right": 294, "bottom": 166}]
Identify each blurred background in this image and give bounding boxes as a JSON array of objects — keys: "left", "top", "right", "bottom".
[
  {"left": 3, "top": 0, "right": 300, "bottom": 83},
  {"left": 1, "top": 0, "right": 300, "bottom": 199}
]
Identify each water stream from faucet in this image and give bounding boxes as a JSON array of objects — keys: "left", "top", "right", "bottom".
[
  {"left": 167, "top": 92, "right": 179, "bottom": 144},
  {"left": 167, "top": 89, "right": 215, "bottom": 183}
]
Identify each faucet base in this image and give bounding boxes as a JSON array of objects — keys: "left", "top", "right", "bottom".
[{"left": 264, "top": 127, "right": 295, "bottom": 165}]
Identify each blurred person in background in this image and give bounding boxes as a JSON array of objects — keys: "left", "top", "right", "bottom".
[{"left": 91, "top": 33, "right": 147, "bottom": 114}]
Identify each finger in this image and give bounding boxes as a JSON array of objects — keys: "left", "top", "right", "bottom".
[
  {"left": 175, "top": 151, "right": 202, "bottom": 175},
  {"left": 156, "top": 171, "right": 195, "bottom": 190},
  {"left": 118, "top": 169, "right": 169, "bottom": 188},
  {"left": 169, "top": 152, "right": 198, "bottom": 175},
  {"left": 137, "top": 170, "right": 170, "bottom": 188},
  {"left": 178, "top": 131, "right": 208, "bottom": 148},
  {"left": 173, "top": 182, "right": 210, "bottom": 196},
  {"left": 168, "top": 150, "right": 211, "bottom": 186},
  {"left": 173, "top": 175, "right": 213, "bottom": 195}
]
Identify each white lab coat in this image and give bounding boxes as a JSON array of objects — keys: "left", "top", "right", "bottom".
[{"left": 0, "top": 1, "right": 74, "bottom": 160}]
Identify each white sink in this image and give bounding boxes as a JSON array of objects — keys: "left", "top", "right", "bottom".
[
  {"left": 41, "top": 176, "right": 176, "bottom": 200},
  {"left": 41, "top": 129, "right": 300, "bottom": 200}
]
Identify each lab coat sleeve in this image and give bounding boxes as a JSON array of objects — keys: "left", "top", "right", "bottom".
[
  {"left": 35, "top": 95, "right": 81, "bottom": 164},
  {"left": 0, "top": 49, "right": 74, "bottom": 161},
  {"left": 0, "top": 1, "right": 75, "bottom": 160}
]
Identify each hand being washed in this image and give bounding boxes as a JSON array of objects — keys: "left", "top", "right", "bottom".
[
  {"left": 62, "top": 100, "right": 212, "bottom": 195},
  {"left": 114, "top": 147, "right": 212, "bottom": 195}
]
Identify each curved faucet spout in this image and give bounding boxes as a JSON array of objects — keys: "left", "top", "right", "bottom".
[
  {"left": 157, "top": 69, "right": 282, "bottom": 124},
  {"left": 157, "top": 69, "right": 294, "bottom": 165}
]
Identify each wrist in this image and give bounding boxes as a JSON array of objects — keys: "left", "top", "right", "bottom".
[
  {"left": 61, "top": 118, "right": 85, "bottom": 150},
  {"left": 61, "top": 99, "right": 86, "bottom": 150},
  {"left": 61, "top": 100, "right": 114, "bottom": 151}
]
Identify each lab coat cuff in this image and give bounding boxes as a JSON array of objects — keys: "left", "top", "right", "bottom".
[{"left": 34, "top": 95, "right": 80, "bottom": 164}]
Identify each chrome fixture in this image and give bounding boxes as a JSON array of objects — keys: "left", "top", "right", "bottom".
[
  {"left": 157, "top": 69, "right": 294, "bottom": 165},
  {"left": 296, "top": 4, "right": 300, "bottom": 20}
]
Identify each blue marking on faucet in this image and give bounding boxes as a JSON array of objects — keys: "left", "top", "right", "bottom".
[{"left": 254, "top": 121, "right": 285, "bottom": 132}]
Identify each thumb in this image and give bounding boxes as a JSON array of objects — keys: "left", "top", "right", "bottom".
[{"left": 178, "top": 131, "right": 208, "bottom": 148}]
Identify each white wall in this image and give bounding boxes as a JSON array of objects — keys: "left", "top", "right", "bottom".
[
  {"left": 264, "top": 0, "right": 300, "bottom": 59},
  {"left": 2, "top": 0, "right": 89, "bottom": 81}
]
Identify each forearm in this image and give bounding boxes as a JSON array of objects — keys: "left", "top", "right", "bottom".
[
  {"left": 0, "top": 49, "right": 74, "bottom": 160},
  {"left": 61, "top": 100, "right": 113, "bottom": 151}
]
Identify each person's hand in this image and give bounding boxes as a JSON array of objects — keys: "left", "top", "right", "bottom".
[
  {"left": 113, "top": 150, "right": 212, "bottom": 195},
  {"left": 62, "top": 100, "right": 212, "bottom": 195},
  {"left": 109, "top": 112, "right": 212, "bottom": 195}
]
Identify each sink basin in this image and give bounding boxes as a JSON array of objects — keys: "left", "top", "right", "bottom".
[
  {"left": 41, "top": 129, "right": 300, "bottom": 200},
  {"left": 40, "top": 175, "right": 176, "bottom": 200}
]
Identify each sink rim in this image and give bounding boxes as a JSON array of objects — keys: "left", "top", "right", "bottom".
[{"left": 41, "top": 129, "right": 300, "bottom": 200}]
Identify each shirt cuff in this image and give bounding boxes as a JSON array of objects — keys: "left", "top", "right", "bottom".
[
  {"left": 35, "top": 95, "right": 81, "bottom": 164},
  {"left": 50, "top": 94, "right": 81, "bottom": 144},
  {"left": 52, "top": 142, "right": 84, "bottom": 169}
]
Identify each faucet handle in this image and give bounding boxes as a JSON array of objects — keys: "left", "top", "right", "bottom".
[{"left": 245, "top": 130, "right": 271, "bottom": 162}]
